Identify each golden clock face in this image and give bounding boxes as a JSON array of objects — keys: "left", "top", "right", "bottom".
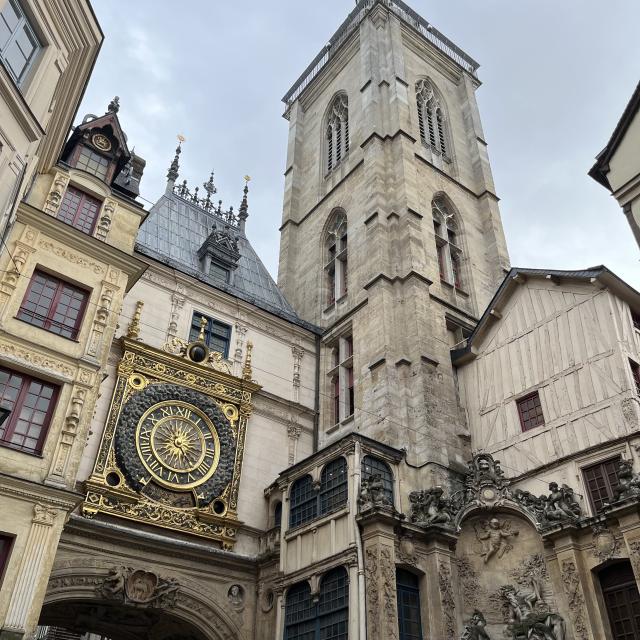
[
  {"left": 135, "top": 400, "right": 220, "bottom": 490},
  {"left": 92, "top": 133, "right": 112, "bottom": 152}
]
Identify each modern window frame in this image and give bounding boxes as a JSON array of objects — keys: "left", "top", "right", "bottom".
[
  {"left": 0, "top": 366, "right": 59, "bottom": 455},
  {"left": 583, "top": 456, "right": 621, "bottom": 514},
  {"left": 516, "top": 391, "right": 545, "bottom": 432},
  {"left": 288, "top": 457, "right": 348, "bottom": 529},
  {"left": 17, "top": 270, "right": 89, "bottom": 341},
  {"left": 188, "top": 311, "right": 232, "bottom": 358},
  {"left": 57, "top": 185, "right": 102, "bottom": 235},
  {"left": 0, "top": 0, "right": 41, "bottom": 86}
]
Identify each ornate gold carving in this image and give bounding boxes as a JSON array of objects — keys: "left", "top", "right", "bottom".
[
  {"left": 243, "top": 342, "right": 254, "bottom": 381},
  {"left": 127, "top": 300, "right": 144, "bottom": 339},
  {"left": 84, "top": 338, "right": 259, "bottom": 547}
]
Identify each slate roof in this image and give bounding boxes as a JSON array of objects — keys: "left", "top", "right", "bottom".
[{"left": 136, "top": 190, "right": 318, "bottom": 331}]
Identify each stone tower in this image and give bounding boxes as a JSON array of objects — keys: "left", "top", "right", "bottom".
[{"left": 278, "top": 0, "right": 510, "bottom": 467}]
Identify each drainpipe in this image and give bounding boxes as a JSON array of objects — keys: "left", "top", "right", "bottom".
[
  {"left": 353, "top": 439, "right": 367, "bottom": 640},
  {"left": 313, "top": 334, "right": 321, "bottom": 451}
]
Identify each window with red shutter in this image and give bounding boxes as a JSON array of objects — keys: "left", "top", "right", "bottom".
[
  {"left": 57, "top": 186, "right": 101, "bottom": 234},
  {"left": 583, "top": 457, "right": 621, "bottom": 514},
  {"left": 516, "top": 391, "right": 545, "bottom": 431},
  {"left": 17, "top": 270, "right": 89, "bottom": 340},
  {"left": 0, "top": 366, "right": 58, "bottom": 454}
]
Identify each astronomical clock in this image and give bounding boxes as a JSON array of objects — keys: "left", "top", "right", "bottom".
[{"left": 83, "top": 311, "right": 259, "bottom": 549}]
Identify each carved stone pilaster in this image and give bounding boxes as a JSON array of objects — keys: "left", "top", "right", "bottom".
[
  {"left": 0, "top": 242, "right": 35, "bottom": 317},
  {"left": 43, "top": 171, "right": 69, "bottom": 216},
  {"left": 234, "top": 323, "right": 248, "bottom": 377},
  {"left": 95, "top": 198, "right": 116, "bottom": 242},
  {"left": 559, "top": 558, "right": 590, "bottom": 640},
  {"left": 3, "top": 505, "right": 58, "bottom": 635},
  {"left": 46, "top": 386, "right": 87, "bottom": 487},
  {"left": 438, "top": 560, "right": 456, "bottom": 640},
  {"left": 166, "top": 293, "right": 185, "bottom": 340},
  {"left": 627, "top": 539, "right": 640, "bottom": 588},
  {"left": 291, "top": 345, "right": 304, "bottom": 403},
  {"left": 287, "top": 420, "right": 302, "bottom": 465},
  {"left": 364, "top": 542, "right": 398, "bottom": 640},
  {"left": 87, "top": 282, "right": 117, "bottom": 357}
]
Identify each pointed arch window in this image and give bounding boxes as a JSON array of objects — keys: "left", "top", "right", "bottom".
[
  {"left": 326, "top": 94, "right": 349, "bottom": 174},
  {"left": 416, "top": 79, "right": 450, "bottom": 159},
  {"left": 432, "top": 196, "right": 462, "bottom": 288},
  {"left": 325, "top": 211, "right": 348, "bottom": 305}
]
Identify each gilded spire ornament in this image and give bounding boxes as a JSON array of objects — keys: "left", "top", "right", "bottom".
[
  {"left": 242, "top": 342, "right": 254, "bottom": 381},
  {"left": 127, "top": 301, "right": 144, "bottom": 340},
  {"left": 198, "top": 316, "right": 208, "bottom": 342}
]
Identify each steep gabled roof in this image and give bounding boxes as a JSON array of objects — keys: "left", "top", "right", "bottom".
[
  {"left": 136, "top": 190, "right": 318, "bottom": 331},
  {"left": 589, "top": 80, "right": 640, "bottom": 190},
  {"left": 452, "top": 266, "right": 640, "bottom": 365}
]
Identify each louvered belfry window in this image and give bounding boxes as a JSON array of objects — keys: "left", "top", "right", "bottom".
[
  {"left": 416, "top": 79, "right": 450, "bottom": 158},
  {"left": 432, "top": 195, "right": 462, "bottom": 288},
  {"left": 326, "top": 94, "right": 349, "bottom": 174}
]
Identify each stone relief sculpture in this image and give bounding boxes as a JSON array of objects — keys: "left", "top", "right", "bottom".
[
  {"left": 460, "top": 610, "right": 491, "bottom": 640},
  {"left": 611, "top": 458, "right": 640, "bottom": 502},
  {"left": 98, "top": 567, "right": 179, "bottom": 607},
  {"left": 407, "top": 454, "right": 583, "bottom": 533},
  {"left": 409, "top": 487, "right": 453, "bottom": 526},
  {"left": 474, "top": 518, "right": 519, "bottom": 563},
  {"left": 358, "top": 473, "right": 390, "bottom": 510}
]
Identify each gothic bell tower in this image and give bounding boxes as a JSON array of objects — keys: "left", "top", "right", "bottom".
[{"left": 277, "top": 0, "right": 510, "bottom": 466}]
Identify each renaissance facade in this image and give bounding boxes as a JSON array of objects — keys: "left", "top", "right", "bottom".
[{"left": 1, "top": 2, "right": 640, "bottom": 640}]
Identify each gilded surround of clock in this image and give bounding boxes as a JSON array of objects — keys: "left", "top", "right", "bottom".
[
  {"left": 83, "top": 336, "right": 259, "bottom": 547},
  {"left": 115, "top": 385, "right": 235, "bottom": 504}
]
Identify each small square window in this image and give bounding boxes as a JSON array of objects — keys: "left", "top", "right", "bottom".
[
  {"left": 189, "top": 312, "right": 231, "bottom": 358},
  {"left": 17, "top": 271, "right": 89, "bottom": 340},
  {"left": 516, "top": 391, "right": 545, "bottom": 431}
]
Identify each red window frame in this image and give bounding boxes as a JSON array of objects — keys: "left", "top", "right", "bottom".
[
  {"left": 630, "top": 359, "right": 640, "bottom": 396},
  {"left": 0, "top": 367, "right": 59, "bottom": 455},
  {"left": 516, "top": 391, "right": 545, "bottom": 431},
  {"left": 583, "top": 457, "right": 621, "bottom": 514},
  {"left": 17, "top": 270, "right": 89, "bottom": 341},
  {"left": 0, "top": 534, "right": 14, "bottom": 585},
  {"left": 57, "top": 186, "right": 101, "bottom": 235}
]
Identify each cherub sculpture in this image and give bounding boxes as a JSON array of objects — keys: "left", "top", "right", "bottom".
[
  {"left": 358, "top": 473, "right": 390, "bottom": 509},
  {"left": 474, "top": 517, "right": 519, "bottom": 563}
]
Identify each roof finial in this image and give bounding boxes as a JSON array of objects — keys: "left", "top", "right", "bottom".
[
  {"left": 203, "top": 170, "right": 217, "bottom": 210},
  {"left": 107, "top": 96, "right": 120, "bottom": 114},
  {"left": 238, "top": 175, "right": 250, "bottom": 233},
  {"left": 166, "top": 134, "right": 185, "bottom": 192}
]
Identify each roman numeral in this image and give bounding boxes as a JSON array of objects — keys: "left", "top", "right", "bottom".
[{"left": 166, "top": 471, "right": 179, "bottom": 483}]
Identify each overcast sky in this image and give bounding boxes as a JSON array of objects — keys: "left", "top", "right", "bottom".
[{"left": 80, "top": 0, "right": 639, "bottom": 287}]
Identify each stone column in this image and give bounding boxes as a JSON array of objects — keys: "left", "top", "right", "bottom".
[{"left": 2, "top": 505, "right": 57, "bottom": 640}]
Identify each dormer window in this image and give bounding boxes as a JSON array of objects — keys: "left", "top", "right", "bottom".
[
  {"left": 75, "top": 146, "right": 110, "bottom": 181},
  {"left": 209, "top": 262, "right": 230, "bottom": 285}
]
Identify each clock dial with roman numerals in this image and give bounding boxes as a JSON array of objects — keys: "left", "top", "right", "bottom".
[{"left": 135, "top": 400, "right": 220, "bottom": 490}]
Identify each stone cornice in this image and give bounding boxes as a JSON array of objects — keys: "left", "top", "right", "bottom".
[
  {"left": 0, "top": 471, "right": 82, "bottom": 510},
  {"left": 252, "top": 390, "right": 315, "bottom": 427},
  {"left": 276, "top": 549, "right": 358, "bottom": 589}
]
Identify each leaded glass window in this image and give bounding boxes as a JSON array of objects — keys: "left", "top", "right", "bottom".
[
  {"left": 432, "top": 195, "right": 463, "bottom": 289},
  {"left": 397, "top": 570, "right": 423, "bottom": 640},
  {"left": 284, "top": 569, "right": 349, "bottom": 640},
  {"left": 319, "top": 458, "right": 348, "bottom": 515},
  {"left": 361, "top": 455, "right": 394, "bottom": 505},
  {"left": 289, "top": 475, "right": 317, "bottom": 528},
  {"left": 326, "top": 94, "right": 349, "bottom": 174},
  {"left": 75, "top": 146, "right": 110, "bottom": 181}
]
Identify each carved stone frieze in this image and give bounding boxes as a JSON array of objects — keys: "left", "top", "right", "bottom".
[
  {"left": 38, "top": 239, "right": 105, "bottom": 274},
  {"left": 97, "top": 566, "right": 179, "bottom": 607},
  {"left": 0, "top": 340, "right": 74, "bottom": 379},
  {"left": 364, "top": 547, "right": 380, "bottom": 640},
  {"left": 627, "top": 540, "right": 640, "bottom": 582},
  {"left": 457, "top": 557, "right": 482, "bottom": 611},
  {"left": 380, "top": 546, "right": 398, "bottom": 640}
]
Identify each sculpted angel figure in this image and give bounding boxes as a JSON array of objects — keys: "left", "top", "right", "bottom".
[
  {"left": 102, "top": 566, "right": 126, "bottom": 597},
  {"left": 358, "top": 473, "right": 389, "bottom": 509},
  {"left": 474, "top": 518, "right": 519, "bottom": 563}
]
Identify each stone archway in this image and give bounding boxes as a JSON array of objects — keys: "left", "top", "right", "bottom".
[{"left": 42, "top": 564, "right": 243, "bottom": 640}]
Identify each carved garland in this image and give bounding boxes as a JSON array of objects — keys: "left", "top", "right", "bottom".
[{"left": 560, "top": 560, "right": 588, "bottom": 640}]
